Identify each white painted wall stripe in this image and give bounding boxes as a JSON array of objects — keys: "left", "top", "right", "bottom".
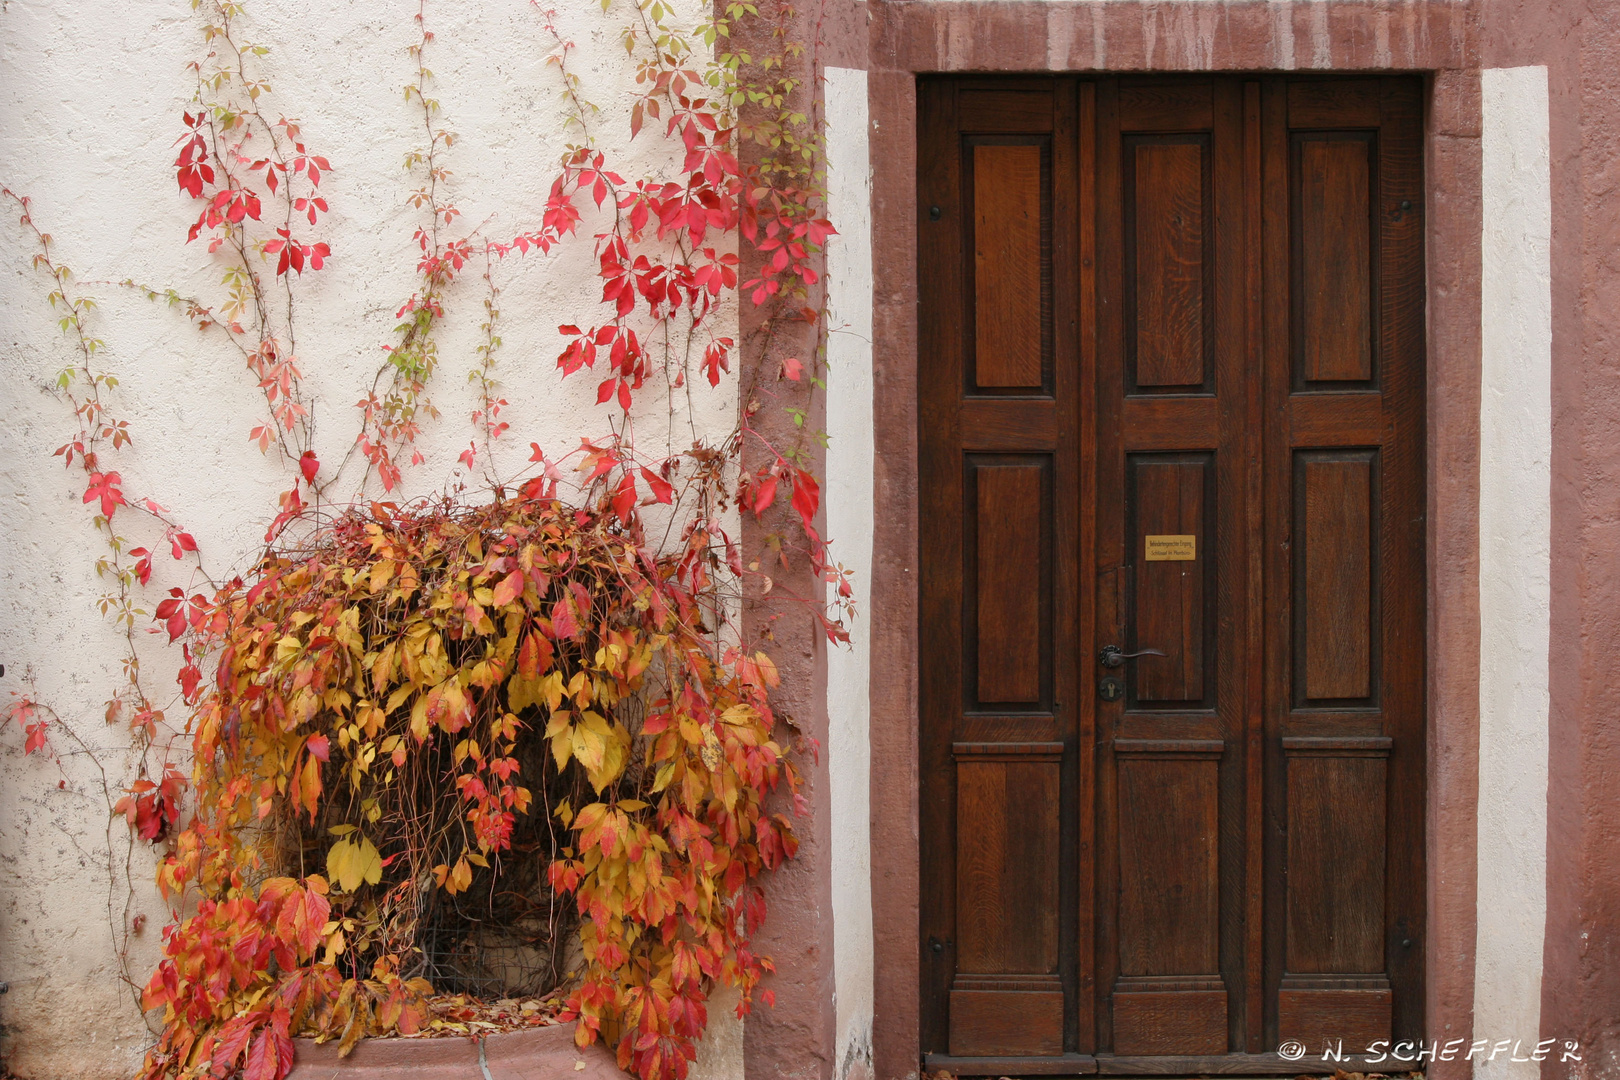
[
  {"left": 1476, "top": 65, "right": 1551, "bottom": 1080},
  {"left": 823, "top": 65, "right": 876, "bottom": 1080}
]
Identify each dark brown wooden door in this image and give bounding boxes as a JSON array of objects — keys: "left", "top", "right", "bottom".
[{"left": 919, "top": 76, "right": 1425, "bottom": 1069}]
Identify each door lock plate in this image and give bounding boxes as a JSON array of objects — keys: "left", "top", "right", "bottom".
[{"left": 1098, "top": 676, "right": 1125, "bottom": 702}]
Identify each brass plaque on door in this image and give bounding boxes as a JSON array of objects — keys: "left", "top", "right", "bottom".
[{"left": 1144, "top": 534, "right": 1196, "bottom": 561}]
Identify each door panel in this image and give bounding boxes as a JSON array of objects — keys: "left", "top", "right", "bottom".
[
  {"left": 1128, "top": 138, "right": 1209, "bottom": 390},
  {"left": 1096, "top": 76, "right": 1250, "bottom": 1057},
  {"left": 1127, "top": 455, "right": 1214, "bottom": 706},
  {"left": 1296, "top": 135, "right": 1376, "bottom": 385},
  {"left": 1263, "top": 76, "right": 1426, "bottom": 1051},
  {"left": 919, "top": 77, "right": 1083, "bottom": 1060},
  {"left": 919, "top": 75, "right": 1424, "bottom": 1069},
  {"left": 973, "top": 145, "right": 1045, "bottom": 389},
  {"left": 973, "top": 461, "right": 1047, "bottom": 703},
  {"left": 1296, "top": 452, "right": 1376, "bottom": 703}
]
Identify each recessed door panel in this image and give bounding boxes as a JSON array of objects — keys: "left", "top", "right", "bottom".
[
  {"left": 1296, "top": 135, "right": 1376, "bottom": 385},
  {"left": 1127, "top": 455, "right": 1214, "bottom": 706},
  {"left": 1116, "top": 748, "right": 1222, "bottom": 977},
  {"left": 973, "top": 144, "right": 1046, "bottom": 390},
  {"left": 972, "top": 460, "right": 1048, "bottom": 706},
  {"left": 1127, "top": 139, "right": 1209, "bottom": 390},
  {"left": 1296, "top": 452, "right": 1377, "bottom": 704}
]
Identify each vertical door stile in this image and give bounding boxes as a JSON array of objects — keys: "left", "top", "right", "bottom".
[
  {"left": 1375, "top": 75, "right": 1427, "bottom": 1040},
  {"left": 1091, "top": 75, "right": 1125, "bottom": 1057},
  {"left": 917, "top": 76, "right": 961, "bottom": 1058},
  {"left": 1074, "top": 77, "right": 1100, "bottom": 1055},
  {"left": 1259, "top": 76, "right": 1293, "bottom": 1051},
  {"left": 1212, "top": 78, "right": 1250, "bottom": 1058},
  {"left": 1241, "top": 78, "right": 1267, "bottom": 1055}
]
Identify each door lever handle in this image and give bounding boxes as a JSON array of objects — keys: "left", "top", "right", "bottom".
[{"left": 1099, "top": 644, "right": 1166, "bottom": 669}]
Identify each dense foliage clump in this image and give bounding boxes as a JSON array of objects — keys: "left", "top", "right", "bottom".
[{"left": 138, "top": 496, "right": 801, "bottom": 1080}]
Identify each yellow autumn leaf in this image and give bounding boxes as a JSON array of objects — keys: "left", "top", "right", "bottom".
[
  {"left": 356, "top": 834, "right": 383, "bottom": 886},
  {"left": 327, "top": 834, "right": 383, "bottom": 893},
  {"left": 542, "top": 670, "right": 566, "bottom": 713},
  {"left": 410, "top": 694, "right": 431, "bottom": 742},
  {"left": 326, "top": 837, "right": 357, "bottom": 892},
  {"left": 449, "top": 855, "right": 473, "bottom": 893},
  {"left": 372, "top": 643, "right": 397, "bottom": 693},
  {"left": 753, "top": 650, "right": 780, "bottom": 687},
  {"left": 299, "top": 752, "right": 322, "bottom": 819},
  {"left": 275, "top": 634, "right": 303, "bottom": 662},
  {"left": 386, "top": 682, "right": 413, "bottom": 714},
  {"left": 571, "top": 722, "right": 606, "bottom": 775}
]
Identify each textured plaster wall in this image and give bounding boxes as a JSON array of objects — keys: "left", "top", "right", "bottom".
[
  {"left": 822, "top": 65, "right": 875, "bottom": 1080},
  {"left": 0, "top": 2, "right": 739, "bottom": 1077},
  {"left": 1475, "top": 65, "right": 1552, "bottom": 1079}
]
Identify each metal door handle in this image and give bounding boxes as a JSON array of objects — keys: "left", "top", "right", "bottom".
[{"left": 1099, "top": 644, "right": 1167, "bottom": 668}]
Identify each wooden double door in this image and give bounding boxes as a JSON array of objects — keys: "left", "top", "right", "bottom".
[{"left": 918, "top": 77, "right": 1425, "bottom": 1068}]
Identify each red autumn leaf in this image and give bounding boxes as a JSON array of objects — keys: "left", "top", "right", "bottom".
[
  {"left": 639, "top": 467, "right": 674, "bottom": 505},
  {"left": 83, "top": 471, "right": 126, "bottom": 518},
  {"left": 169, "top": 532, "right": 197, "bottom": 560},
  {"left": 299, "top": 450, "right": 319, "bottom": 485},
  {"left": 752, "top": 475, "right": 778, "bottom": 516},
  {"left": 612, "top": 472, "right": 637, "bottom": 524},
  {"left": 702, "top": 341, "right": 729, "bottom": 387},
  {"left": 550, "top": 596, "right": 579, "bottom": 640},
  {"left": 129, "top": 547, "right": 153, "bottom": 585},
  {"left": 791, "top": 468, "right": 820, "bottom": 530},
  {"left": 9, "top": 701, "right": 47, "bottom": 755},
  {"left": 492, "top": 569, "right": 525, "bottom": 609},
  {"left": 210, "top": 1018, "right": 256, "bottom": 1074},
  {"left": 242, "top": 1027, "right": 277, "bottom": 1080},
  {"left": 155, "top": 587, "right": 200, "bottom": 642},
  {"left": 271, "top": 1008, "right": 295, "bottom": 1076},
  {"left": 178, "top": 661, "right": 201, "bottom": 702}
]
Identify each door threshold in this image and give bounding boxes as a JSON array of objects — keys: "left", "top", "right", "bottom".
[
  {"left": 925, "top": 1051, "right": 1411, "bottom": 1077},
  {"left": 924, "top": 1053, "right": 1098, "bottom": 1076}
]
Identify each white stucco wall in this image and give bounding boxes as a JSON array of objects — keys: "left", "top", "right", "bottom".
[
  {"left": 1475, "top": 64, "right": 1552, "bottom": 1079},
  {"left": 0, "top": 2, "right": 739, "bottom": 1076},
  {"left": 822, "top": 66, "right": 875, "bottom": 1080}
]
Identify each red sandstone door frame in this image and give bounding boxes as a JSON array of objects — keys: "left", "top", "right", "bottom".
[{"left": 862, "top": 11, "right": 1486, "bottom": 1078}]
